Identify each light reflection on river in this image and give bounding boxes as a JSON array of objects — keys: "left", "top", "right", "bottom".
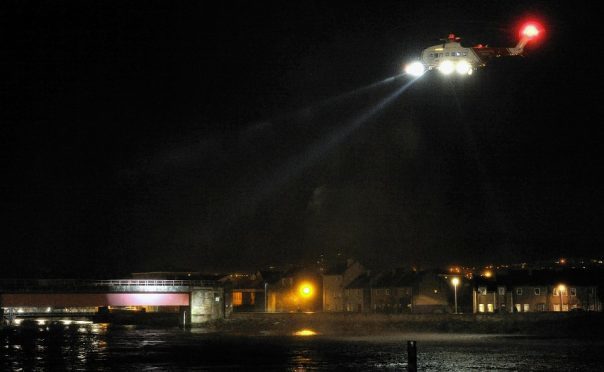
[{"left": 1, "top": 322, "right": 603, "bottom": 371}]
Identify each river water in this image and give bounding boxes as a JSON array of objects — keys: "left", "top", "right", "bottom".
[{"left": 1, "top": 322, "right": 602, "bottom": 371}]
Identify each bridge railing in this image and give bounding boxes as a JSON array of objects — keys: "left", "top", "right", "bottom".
[{"left": 0, "top": 279, "right": 220, "bottom": 292}]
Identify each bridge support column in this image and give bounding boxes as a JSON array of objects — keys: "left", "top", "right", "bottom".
[
  {"left": 189, "top": 287, "right": 225, "bottom": 325},
  {"left": 178, "top": 306, "right": 191, "bottom": 328}
]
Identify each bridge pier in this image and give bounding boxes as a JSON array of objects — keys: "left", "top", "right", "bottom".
[
  {"left": 190, "top": 287, "right": 225, "bottom": 325},
  {"left": 178, "top": 287, "right": 225, "bottom": 327}
]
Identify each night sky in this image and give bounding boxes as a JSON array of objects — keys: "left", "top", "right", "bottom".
[{"left": 4, "top": 1, "right": 602, "bottom": 278}]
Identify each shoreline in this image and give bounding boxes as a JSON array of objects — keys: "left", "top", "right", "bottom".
[
  {"left": 204, "top": 312, "right": 604, "bottom": 338},
  {"left": 3, "top": 311, "right": 604, "bottom": 338}
]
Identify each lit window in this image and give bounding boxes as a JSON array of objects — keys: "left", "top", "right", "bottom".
[
  {"left": 478, "top": 287, "right": 487, "bottom": 295},
  {"left": 516, "top": 288, "right": 523, "bottom": 295},
  {"left": 524, "top": 304, "right": 530, "bottom": 312},
  {"left": 487, "top": 304, "right": 494, "bottom": 312},
  {"left": 478, "top": 304, "right": 485, "bottom": 312},
  {"left": 232, "top": 292, "right": 243, "bottom": 306},
  {"left": 534, "top": 288, "right": 541, "bottom": 295},
  {"left": 250, "top": 292, "right": 255, "bottom": 305}
]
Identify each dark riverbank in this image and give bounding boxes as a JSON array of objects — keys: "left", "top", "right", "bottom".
[{"left": 205, "top": 312, "right": 604, "bottom": 338}]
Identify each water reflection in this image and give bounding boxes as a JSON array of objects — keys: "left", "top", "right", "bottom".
[
  {"left": 0, "top": 320, "right": 110, "bottom": 371},
  {"left": 293, "top": 329, "right": 318, "bottom": 337},
  {"left": 2, "top": 324, "right": 604, "bottom": 370}
]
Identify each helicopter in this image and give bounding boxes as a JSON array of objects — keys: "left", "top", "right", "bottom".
[{"left": 404, "top": 23, "right": 542, "bottom": 77}]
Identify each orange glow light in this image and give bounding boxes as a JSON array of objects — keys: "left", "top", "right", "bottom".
[{"left": 299, "top": 283, "right": 314, "bottom": 298}]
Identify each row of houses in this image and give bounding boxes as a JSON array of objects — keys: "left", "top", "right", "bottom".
[
  {"left": 226, "top": 259, "right": 603, "bottom": 314},
  {"left": 473, "top": 270, "right": 601, "bottom": 313}
]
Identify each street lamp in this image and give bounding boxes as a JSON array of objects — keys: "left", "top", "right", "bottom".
[
  {"left": 451, "top": 277, "right": 460, "bottom": 314},
  {"left": 558, "top": 284, "right": 566, "bottom": 312},
  {"left": 299, "top": 283, "right": 314, "bottom": 298}
]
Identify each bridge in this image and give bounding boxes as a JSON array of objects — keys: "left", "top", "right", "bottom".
[{"left": 0, "top": 279, "right": 230, "bottom": 325}]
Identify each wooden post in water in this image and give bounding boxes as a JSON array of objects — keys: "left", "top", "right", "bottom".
[{"left": 407, "top": 340, "right": 417, "bottom": 372}]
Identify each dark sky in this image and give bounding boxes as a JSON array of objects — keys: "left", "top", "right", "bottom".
[{"left": 3, "top": 1, "right": 602, "bottom": 277}]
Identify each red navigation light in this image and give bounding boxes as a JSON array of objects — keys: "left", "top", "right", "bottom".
[
  {"left": 522, "top": 24, "right": 539, "bottom": 38},
  {"left": 519, "top": 21, "right": 543, "bottom": 40}
]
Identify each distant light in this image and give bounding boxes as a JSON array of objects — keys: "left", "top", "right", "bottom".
[
  {"left": 484, "top": 270, "right": 493, "bottom": 278},
  {"left": 404, "top": 61, "right": 425, "bottom": 77},
  {"left": 438, "top": 60, "right": 455, "bottom": 75},
  {"left": 456, "top": 60, "right": 471, "bottom": 75},
  {"left": 451, "top": 277, "right": 460, "bottom": 286},
  {"left": 46, "top": 307, "right": 52, "bottom": 313},
  {"left": 17, "top": 308, "right": 23, "bottom": 313}
]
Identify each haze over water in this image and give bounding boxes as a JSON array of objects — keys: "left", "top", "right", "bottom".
[{"left": 2, "top": 323, "right": 603, "bottom": 371}]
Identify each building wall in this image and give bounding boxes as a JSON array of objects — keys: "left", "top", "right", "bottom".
[
  {"left": 232, "top": 289, "right": 265, "bottom": 312},
  {"left": 344, "top": 288, "right": 367, "bottom": 312},
  {"left": 371, "top": 287, "right": 413, "bottom": 313},
  {"left": 322, "top": 262, "right": 365, "bottom": 312},
  {"left": 323, "top": 275, "right": 344, "bottom": 312},
  {"left": 511, "top": 286, "right": 549, "bottom": 312}
]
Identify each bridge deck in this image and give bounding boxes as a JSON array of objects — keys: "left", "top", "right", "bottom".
[{"left": 0, "top": 279, "right": 219, "bottom": 293}]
